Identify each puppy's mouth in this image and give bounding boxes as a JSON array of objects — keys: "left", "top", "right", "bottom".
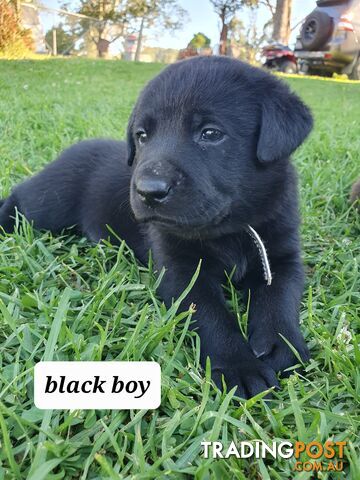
[{"left": 135, "top": 207, "right": 230, "bottom": 232}]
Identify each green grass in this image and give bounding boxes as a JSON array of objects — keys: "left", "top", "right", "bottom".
[{"left": 0, "top": 58, "right": 359, "bottom": 479}]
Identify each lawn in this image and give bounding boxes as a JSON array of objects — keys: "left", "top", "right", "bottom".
[{"left": 0, "top": 59, "right": 359, "bottom": 479}]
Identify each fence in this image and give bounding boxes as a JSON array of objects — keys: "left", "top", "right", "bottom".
[{"left": 19, "top": 1, "right": 127, "bottom": 57}]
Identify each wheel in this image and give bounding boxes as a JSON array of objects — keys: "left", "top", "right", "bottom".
[
  {"left": 301, "top": 11, "right": 333, "bottom": 51},
  {"left": 263, "top": 61, "right": 273, "bottom": 70},
  {"left": 280, "top": 60, "right": 297, "bottom": 74},
  {"left": 350, "top": 56, "right": 360, "bottom": 80}
]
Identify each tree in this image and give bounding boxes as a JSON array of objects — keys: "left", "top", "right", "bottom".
[
  {"left": 272, "top": 0, "right": 292, "bottom": 45},
  {"left": 45, "top": 23, "right": 76, "bottom": 54},
  {"left": 0, "top": 0, "right": 34, "bottom": 56},
  {"left": 210, "top": 0, "right": 257, "bottom": 55},
  {"left": 127, "top": 0, "right": 188, "bottom": 61},
  {"left": 64, "top": 0, "right": 187, "bottom": 59},
  {"left": 259, "top": 0, "right": 292, "bottom": 45},
  {"left": 228, "top": 11, "right": 271, "bottom": 63},
  {"left": 188, "top": 32, "right": 211, "bottom": 50},
  {"left": 63, "top": 0, "right": 129, "bottom": 58}
]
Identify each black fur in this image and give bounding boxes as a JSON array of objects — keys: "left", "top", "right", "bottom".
[{"left": 0, "top": 56, "right": 313, "bottom": 398}]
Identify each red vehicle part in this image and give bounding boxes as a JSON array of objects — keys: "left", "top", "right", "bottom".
[{"left": 262, "top": 45, "right": 298, "bottom": 73}]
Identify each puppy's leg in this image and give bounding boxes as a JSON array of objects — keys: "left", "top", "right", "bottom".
[
  {"left": 157, "top": 258, "right": 279, "bottom": 398},
  {"left": 245, "top": 256, "right": 310, "bottom": 376}
]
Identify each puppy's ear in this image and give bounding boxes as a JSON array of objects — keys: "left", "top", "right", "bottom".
[
  {"left": 127, "top": 109, "right": 136, "bottom": 166},
  {"left": 257, "top": 87, "right": 313, "bottom": 163}
]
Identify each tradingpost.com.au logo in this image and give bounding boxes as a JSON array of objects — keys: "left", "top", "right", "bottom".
[{"left": 201, "top": 440, "right": 347, "bottom": 473}]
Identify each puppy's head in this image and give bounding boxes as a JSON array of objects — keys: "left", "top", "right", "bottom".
[{"left": 127, "top": 56, "right": 313, "bottom": 238}]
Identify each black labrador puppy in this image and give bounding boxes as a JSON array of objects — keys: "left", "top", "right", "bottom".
[{"left": 0, "top": 56, "right": 313, "bottom": 398}]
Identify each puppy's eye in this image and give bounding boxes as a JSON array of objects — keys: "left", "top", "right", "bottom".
[
  {"left": 136, "top": 130, "right": 148, "bottom": 145},
  {"left": 201, "top": 128, "right": 224, "bottom": 142}
]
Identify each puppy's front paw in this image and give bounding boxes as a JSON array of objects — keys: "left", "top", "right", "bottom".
[
  {"left": 249, "top": 326, "right": 310, "bottom": 377},
  {"left": 212, "top": 359, "right": 279, "bottom": 399}
]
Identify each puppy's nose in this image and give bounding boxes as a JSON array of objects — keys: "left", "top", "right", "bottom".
[{"left": 136, "top": 177, "right": 171, "bottom": 206}]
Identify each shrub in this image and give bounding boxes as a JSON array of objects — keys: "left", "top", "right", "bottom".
[{"left": 0, "top": 0, "right": 34, "bottom": 58}]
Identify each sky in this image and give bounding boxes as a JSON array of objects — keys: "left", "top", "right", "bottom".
[
  {"left": 39, "top": 0, "right": 317, "bottom": 52},
  {"left": 149, "top": 0, "right": 316, "bottom": 49}
]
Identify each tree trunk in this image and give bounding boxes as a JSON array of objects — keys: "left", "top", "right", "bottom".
[
  {"left": 135, "top": 16, "right": 145, "bottom": 61},
  {"left": 219, "top": 6, "right": 228, "bottom": 55},
  {"left": 97, "top": 38, "right": 110, "bottom": 58},
  {"left": 273, "top": 0, "right": 292, "bottom": 45},
  {"left": 52, "top": 28, "right": 57, "bottom": 56}
]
